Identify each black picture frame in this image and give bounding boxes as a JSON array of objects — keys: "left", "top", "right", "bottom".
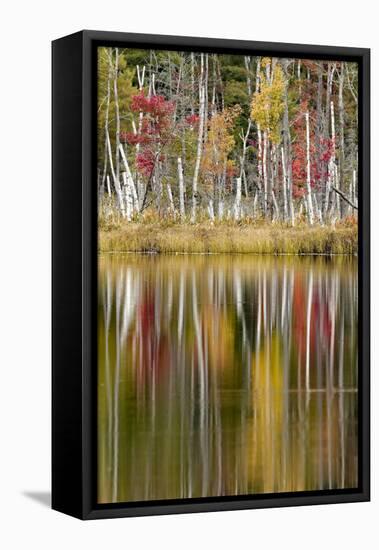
[{"left": 52, "top": 30, "right": 370, "bottom": 520}]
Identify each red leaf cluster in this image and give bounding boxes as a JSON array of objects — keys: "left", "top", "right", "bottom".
[
  {"left": 136, "top": 150, "right": 156, "bottom": 177},
  {"left": 130, "top": 93, "right": 175, "bottom": 118},
  {"left": 136, "top": 150, "right": 165, "bottom": 178},
  {"left": 123, "top": 93, "right": 176, "bottom": 178},
  {"left": 185, "top": 114, "right": 199, "bottom": 126},
  {"left": 291, "top": 107, "right": 336, "bottom": 198}
]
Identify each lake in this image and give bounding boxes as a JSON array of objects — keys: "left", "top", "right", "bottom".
[{"left": 97, "top": 254, "right": 358, "bottom": 503}]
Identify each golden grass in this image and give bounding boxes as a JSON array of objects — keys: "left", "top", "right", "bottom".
[{"left": 98, "top": 219, "right": 357, "bottom": 255}]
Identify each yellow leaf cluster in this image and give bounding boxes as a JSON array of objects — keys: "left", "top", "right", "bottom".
[
  {"left": 250, "top": 64, "right": 285, "bottom": 143},
  {"left": 201, "top": 105, "right": 241, "bottom": 180}
]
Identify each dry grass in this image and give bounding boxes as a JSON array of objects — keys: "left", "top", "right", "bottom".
[{"left": 98, "top": 218, "right": 357, "bottom": 255}]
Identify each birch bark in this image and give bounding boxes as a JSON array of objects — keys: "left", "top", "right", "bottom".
[
  {"left": 178, "top": 157, "right": 185, "bottom": 220},
  {"left": 305, "top": 111, "right": 314, "bottom": 225},
  {"left": 191, "top": 53, "right": 205, "bottom": 223}
]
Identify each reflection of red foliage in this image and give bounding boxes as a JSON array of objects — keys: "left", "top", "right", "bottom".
[
  {"left": 292, "top": 274, "right": 332, "bottom": 386},
  {"left": 293, "top": 275, "right": 306, "bottom": 358},
  {"left": 137, "top": 290, "right": 170, "bottom": 385}
]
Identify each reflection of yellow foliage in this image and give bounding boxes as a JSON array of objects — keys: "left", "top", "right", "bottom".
[
  {"left": 252, "top": 333, "right": 283, "bottom": 392},
  {"left": 203, "top": 305, "right": 235, "bottom": 370},
  {"left": 247, "top": 333, "right": 288, "bottom": 493}
]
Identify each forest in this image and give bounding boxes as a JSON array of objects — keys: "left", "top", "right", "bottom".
[{"left": 97, "top": 47, "right": 358, "bottom": 253}]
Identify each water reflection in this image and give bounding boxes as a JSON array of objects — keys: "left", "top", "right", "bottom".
[{"left": 98, "top": 254, "right": 358, "bottom": 503}]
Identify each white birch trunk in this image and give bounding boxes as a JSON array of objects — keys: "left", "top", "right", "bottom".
[
  {"left": 101, "top": 51, "right": 112, "bottom": 199},
  {"left": 191, "top": 53, "right": 205, "bottom": 223},
  {"left": 118, "top": 144, "right": 139, "bottom": 212},
  {"left": 281, "top": 146, "right": 288, "bottom": 221},
  {"left": 135, "top": 65, "right": 146, "bottom": 207},
  {"left": 167, "top": 183, "right": 175, "bottom": 214},
  {"left": 272, "top": 190, "right": 280, "bottom": 221},
  {"left": 106, "top": 128, "right": 125, "bottom": 217},
  {"left": 177, "top": 157, "right": 185, "bottom": 220},
  {"left": 113, "top": 49, "right": 121, "bottom": 184},
  {"left": 218, "top": 201, "right": 224, "bottom": 220},
  {"left": 122, "top": 172, "right": 133, "bottom": 221},
  {"left": 253, "top": 192, "right": 258, "bottom": 218},
  {"left": 330, "top": 100, "right": 340, "bottom": 216},
  {"left": 305, "top": 111, "right": 314, "bottom": 225},
  {"left": 207, "top": 199, "right": 215, "bottom": 221},
  {"left": 263, "top": 130, "right": 268, "bottom": 217},
  {"left": 234, "top": 177, "right": 242, "bottom": 220}
]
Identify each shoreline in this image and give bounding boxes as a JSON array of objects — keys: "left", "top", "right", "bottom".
[{"left": 99, "top": 222, "right": 357, "bottom": 255}]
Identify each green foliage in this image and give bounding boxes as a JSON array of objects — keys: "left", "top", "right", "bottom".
[{"left": 97, "top": 47, "right": 137, "bottom": 166}]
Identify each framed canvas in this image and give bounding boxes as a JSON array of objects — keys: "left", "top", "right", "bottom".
[{"left": 52, "top": 30, "right": 370, "bottom": 520}]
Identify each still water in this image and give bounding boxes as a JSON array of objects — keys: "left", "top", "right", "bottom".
[{"left": 98, "top": 254, "right": 358, "bottom": 504}]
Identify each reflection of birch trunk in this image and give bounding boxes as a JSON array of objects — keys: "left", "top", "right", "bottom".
[
  {"left": 112, "top": 271, "right": 123, "bottom": 501},
  {"left": 338, "top": 316, "right": 345, "bottom": 488},
  {"left": 305, "top": 271, "right": 313, "bottom": 394},
  {"left": 103, "top": 271, "right": 113, "bottom": 479},
  {"left": 178, "top": 269, "right": 185, "bottom": 339},
  {"left": 327, "top": 271, "right": 337, "bottom": 488},
  {"left": 192, "top": 271, "right": 208, "bottom": 495}
]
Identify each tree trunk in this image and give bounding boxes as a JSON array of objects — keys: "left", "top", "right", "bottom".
[
  {"left": 234, "top": 177, "right": 242, "bottom": 220},
  {"left": 338, "top": 63, "right": 345, "bottom": 216},
  {"left": 263, "top": 131, "right": 268, "bottom": 218},
  {"left": 305, "top": 111, "right": 314, "bottom": 225},
  {"left": 281, "top": 59, "right": 295, "bottom": 226},
  {"left": 122, "top": 172, "right": 133, "bottom": 221},
  {"left": 106, "top": 128, "right": 125, "bottom": 217},
  {"left": 330, "top": 100, "right": 340, "bottom": 217},
  {"left": 281, "top": 146, "right": 288, "bottom": 221},
  {"left": 239, "top": 120, "right": 251, "bottom": 197},
  {"left": 191, "top": 53, "right": 205, "bottom": 223},
  {"left": 113, "top": 48, "right": 121, "bottom": 184},
  {"left": 119, "top": 144, "right": 139, "bottom": 212},
  {"left": 178, "top": 157, "right": 185, "bottom": 220},
  {"left": 101, "top": 50, "right": 112, "bottom": 201},
  {"left": 167, "top": 183, "right": 175, "bottom": 214}
]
